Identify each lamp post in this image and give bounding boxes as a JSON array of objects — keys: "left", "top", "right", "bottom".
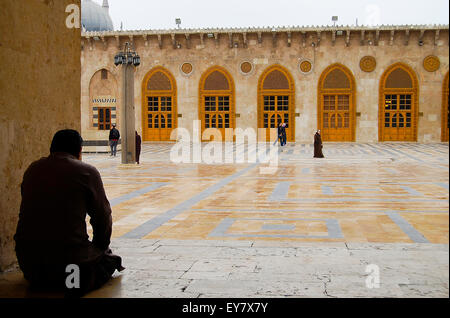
[
  {"left": 332, "top": 16, "right": 338, "bottom": 27},
  {"left": 114, "top": 42, "right": 140, "bottom": 164}
]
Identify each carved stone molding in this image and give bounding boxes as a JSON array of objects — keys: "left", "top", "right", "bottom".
[
  {"left": 423, "top": 55, "right": 440, "bottom": 72},
  {"left": 299, "top": 58, "right": 313, "bottom": 74},
  {"left": 404, "top": 30, "right": 410, "bottom": 46},
  {"left": 214, "top": 33, "right": 219, "bottom": 47},
  {"left": 157, "top": 34, "right": 162, "bottom": 49},
  {"left": 389, "top": 30, "right": 395, "bottom": 46},
  {"left": 142, "top": 34, "right": 148, "bottom": 46},
  {"left": 171, "top": 33, "right": 176, "bottom": 49},
  {"left": 100, "top": 36, "right": 107, "bottom": 50},
  {"left": 301, "top": 32, "right": 306, "bottom": 48},
  {"left": 360, "top": 56, "right": 376, "bottom": 72},
  {"left": 180, "top": 62, "right": 193, "bottom": 76},
  {"left": 434, "top": 30, "right": 440, "bottom": 46},
  {"left": 272, "top": 32, "right": 277, "bottom": 47},
  {"left": 239, "top": 61, "right": 253, "bottom": 75},
  {"left": 185, "top": 34, "right": 191, "bottom": 49}
]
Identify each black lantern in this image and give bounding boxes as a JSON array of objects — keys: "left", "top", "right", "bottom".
[
  {"left": 133, "top": 55, "right": 140, "bottom": 66},
  {"left": 114, "top": 42, "right": 140, "bottom": 67},
  {"left": 114, "top": 54, "right": 121, "bottom": 66}
]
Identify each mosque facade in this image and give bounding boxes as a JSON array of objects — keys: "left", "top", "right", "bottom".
[{"left": 80, "top": 0, "right": 449, "bottom": 151}]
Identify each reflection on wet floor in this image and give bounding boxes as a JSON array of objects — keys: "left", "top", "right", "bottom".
[{"left": 83, "top": 142, "right": 449, "bottom": 244}]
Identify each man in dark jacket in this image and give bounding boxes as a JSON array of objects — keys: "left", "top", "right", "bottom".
[
  {"left": 108, "top": 124, "right": 120, "bottom": 156},
  {"left": 14, "top": 129, "right": 124, "bottom": 297},
  {"left": 278, "top": 122, "right": 287, "bottom": 146}
]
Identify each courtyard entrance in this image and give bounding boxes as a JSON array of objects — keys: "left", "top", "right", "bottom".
[
  {"left": 199, "top": 66, "right": 235, "bottom": 141},
  {"left": 379, "top": 63, "right": 418, "bottom": 142},
  {"left": 258, "top": 65, "right": 295, "bottom": 142},
  {"left": 142, "top": 67, "right": 178, "bottom": 141},
  {"left": 318, "top": 64, "right": 356, "bottom": 142}
]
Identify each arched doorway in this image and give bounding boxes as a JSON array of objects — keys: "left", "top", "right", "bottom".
[
  {"left": 442, "top": 71, "right": 449, "bottom": 142},
  {"left": 379, "top": 63, "right": 418, "bottom": 142},
  {"left": 258, "top": 65, "right": 295, "bottom": 142},
  {"left": 317, "top": 64, "right": 356, "bottom": 142},
  {"left": 141, "top": 67, "right": 177, "bottom": 141},
  {"left": 199, "top": 66, "right": 235, "bottom": 141}
]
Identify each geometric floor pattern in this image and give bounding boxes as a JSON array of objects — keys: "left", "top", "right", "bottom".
[
  {"left": 83, "top": 142, "right": 449, "bottom": 244},
  {"left": 1, "top": 142, "right": 448, "bottom": 298}
]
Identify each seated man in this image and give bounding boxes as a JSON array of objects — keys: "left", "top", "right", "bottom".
[{"left": 14, "top": 129, "right": 124, "bottom": 297}]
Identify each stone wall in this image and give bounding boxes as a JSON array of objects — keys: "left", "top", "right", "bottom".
[
  {"left": 0, "top": 0, "right": 81, "bottom": 270},
  {"left": 82, "top": 27, "right": 449, "bottom": 143}
]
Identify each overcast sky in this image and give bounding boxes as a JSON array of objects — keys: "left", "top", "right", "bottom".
[{"left": 100, "top": 0, "right": 449, "bottom": 31}]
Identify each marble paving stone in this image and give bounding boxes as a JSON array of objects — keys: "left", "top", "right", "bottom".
[{"left": 1, "top": 143, "right": 448, "bottom": 298}]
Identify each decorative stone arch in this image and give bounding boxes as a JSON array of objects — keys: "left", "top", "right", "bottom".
[
  {"left": 198, "top": 66, "right": 236, "bottom": 141},
  {"left": 379, "top": 62, "right": 419, "bottom": 142},
  {"left": 141, "top": 66, "right": 178, "bottom": 141},
  {"left": 89, "top": 68, "right": 118, "bottom": 131},
  {"left": 257, "top": 64, "right": 295, "bottom": 142},
  {"left": 317, "top": 63, "right": 356, "bottom": 142},
  {"left": 442, "top": 71, "right": 449, "bottom": 142}
]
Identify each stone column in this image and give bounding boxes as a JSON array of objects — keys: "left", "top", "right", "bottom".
[{"left": 121, "top": 63, "right": 136, "bottom": 164}]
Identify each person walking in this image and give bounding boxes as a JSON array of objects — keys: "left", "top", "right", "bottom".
[
  {"left": 313, "top": 130, "right": 324, "bottom": 158},
  {"left": 135, "top": 131, "right": 141, "bottom": 164},
  {"left": 108, "top": 124, "right": 120, "bottom": 156}
]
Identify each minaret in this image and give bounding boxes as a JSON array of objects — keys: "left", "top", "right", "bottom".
[{"left": 102, "top": 0, "right": 109, "bottom": 11}]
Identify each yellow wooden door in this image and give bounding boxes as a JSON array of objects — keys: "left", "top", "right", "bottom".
[
  {"left": 382, "top": 94, "right": 414, "bottom": 141},
  {"left": 144, "top": 95, "right": 174, "bottom": 141},
  {"left": 262, "top": 95, "right": 291, "bottom": 142},
  {"left": 202, "top": 95, "right": 232, "bottom": 141},
  {"left": 321, "top": 94, "right": 352, "bottom": 141}
]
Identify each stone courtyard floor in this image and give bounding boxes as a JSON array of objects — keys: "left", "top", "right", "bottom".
[{"left": 0, "top": 142, "right": 448, "bottom": 297}]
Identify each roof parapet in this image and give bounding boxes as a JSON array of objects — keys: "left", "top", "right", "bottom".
[{"left": 82, "top": 24, "right": 449, "bottom": 37}]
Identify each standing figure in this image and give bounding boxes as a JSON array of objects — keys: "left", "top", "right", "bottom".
[
  {"left": 14, "top": 129, "right": 124, "bottom": 297},
  {"left": 314, "top": 130, "right": 324, "bottom": 158},
  {"left": 281, "top": 122, "right": 287, "bottom": 146},
  {"left": 135, "top": 131, "right": 141, "bottom": 164},
  {"left": 108, "top": 124, "right": 120, "bottom": 156},
  {"left": 278, "top": 122, "right": 286, "bottom": 146}
]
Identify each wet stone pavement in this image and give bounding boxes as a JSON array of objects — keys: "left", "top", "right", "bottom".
[{"left": 0, "top": 142, "right": 448, "bottom": 297}]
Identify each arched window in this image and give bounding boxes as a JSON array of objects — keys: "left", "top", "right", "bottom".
[
  {"left": 258, "top": 65, "right": 295, "bottom": 142},
  {"left": 199, "top": 66, "right": 235, "bottom": 141},
  {"left": 142, "top": 67, "right": 177, "bottom": 141},
  {"left": 442, "top": 72, "right": 449, "bottom": 142},
  {"left": 318, "top": 64, "right": 356, "bottom": 142},
  {"left": 89, "top": 68, "right": 118, "bottom": 131},
  {"left": 379, "top": 63, "right": 418, "bottom": 141}
]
